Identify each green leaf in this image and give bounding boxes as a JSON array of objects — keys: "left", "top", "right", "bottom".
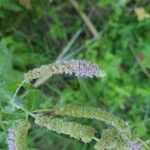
[
  {"left": 0, "top": 39, "right": 13, "bottom": 81},
  {"left": 0, "top": 0, "right": 21, "bottom": 12},
  {"left": 23, "top": 84, "right": 44, "bottom": 111},
  {"left": 1, "top": 109, "right": 26, "bottom": 121}
]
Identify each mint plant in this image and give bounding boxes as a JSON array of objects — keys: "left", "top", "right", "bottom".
[
  {"left": 0, "top": 0, "right": 150, "bottom": 149},
  {"left": 5, "top": 60, "right": 149, "bottom": 150}
]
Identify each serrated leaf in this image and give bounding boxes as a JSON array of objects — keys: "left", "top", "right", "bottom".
[{"left": 0, "top": 39, "right": 23, "bottom": 87}]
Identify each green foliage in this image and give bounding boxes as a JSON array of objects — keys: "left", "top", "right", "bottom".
[
  {"left": 0, "top": 0, "right": 21, "bottom": 12},
  {"left": 0, "top": 0, "right": 150, "bottom": 149}
]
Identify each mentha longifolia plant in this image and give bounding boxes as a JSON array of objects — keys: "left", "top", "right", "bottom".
[{"left": 7, "top": 60, "right": 150, "bottom": 150}]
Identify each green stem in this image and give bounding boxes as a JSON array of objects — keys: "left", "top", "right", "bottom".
[{"left": 12, "top": 80, "right": 26, "bottom": 110}]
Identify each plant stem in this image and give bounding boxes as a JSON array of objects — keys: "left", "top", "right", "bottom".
[{"left": 69, "top": 0, "right": 99, "bottom": 37}]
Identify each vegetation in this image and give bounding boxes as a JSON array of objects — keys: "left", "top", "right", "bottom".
[{"left": 0, "top": 0, "right": 150, "bottom": 149}]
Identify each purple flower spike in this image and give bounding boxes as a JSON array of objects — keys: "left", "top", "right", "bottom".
[
  {"left": 25, "top": 59, "right": 106, "bottom": 81},
  {"left": 129, "top": 142, "right": 141, "bottom": 150},
  {"left": 56, "top": 59, "right": 106, "bottom": 78},
  {"left": 7, "top": 128, "right": 16, "bottom": 150}
]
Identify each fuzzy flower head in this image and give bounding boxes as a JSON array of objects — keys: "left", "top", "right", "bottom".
[
  {"left": 7, "top": 122, "right": 31, "bottom": 150},
  {"left": 35, "top": 114, "right": 95, "bottom": 143},
  {"left": 24, "top": 59, "right": 106, "bottom": 81}
]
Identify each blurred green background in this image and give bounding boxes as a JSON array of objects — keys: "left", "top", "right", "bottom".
[{"left": 0, "top": 0, "right": 150, "bottom": 149}]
